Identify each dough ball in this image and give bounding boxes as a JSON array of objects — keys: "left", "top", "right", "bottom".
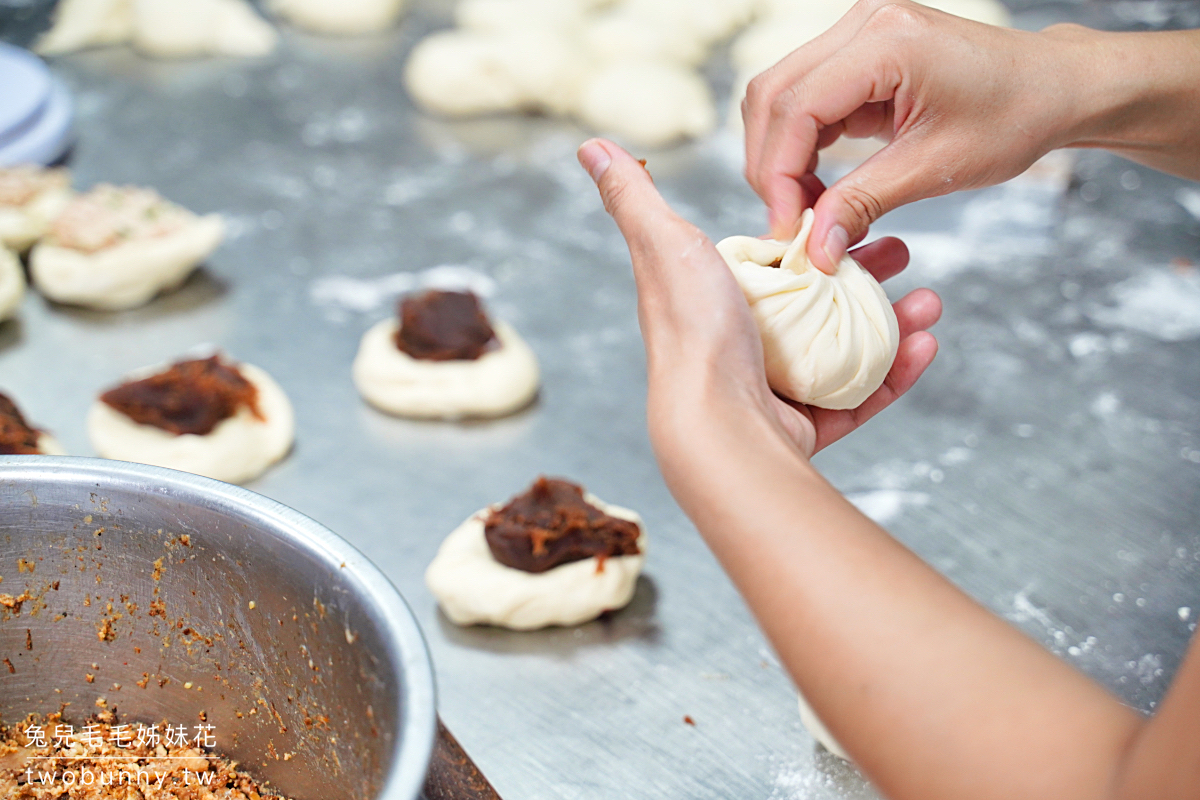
[
  {"left": 0, "top": 247, "right": 26, "bottom": 323},
  {"left": 716, "top": 208, "right": 899, "bottom": 409},
  {"left": 352, "top": 318, "right": 539, "bottom": 419},
  {"left": 405, "top": 29, "right": 588, "bottom": 117},
  {"left": 425, "top": 495, "right": 646, "bottom": 630},
  {"left": 132, "top": 0, "right": 277, "bottom": 58},
  {"left": 455, "top": 0, "right": 600, "bottom": 32},
  {"left": 0, "top": 166, "right": 74, "bottom": 252},
  {"left": 29, "top": 185, "right": 224, "bottom": 311},
  {"left": 583, "top": 8, "right": 710, "bottom": 67},
  {"left": 35, "top": 0, "right": 134, "bottom": 55},
  {"left": 576, "top": 61, "right": 715, "bottom": 148},
  {"left": 798, "top": 691, "right": 850, "bottom": 759},
  {"left": 269, "top": 0, "right": 407, "bottom": 34},
  {"left": 88, "top": 361, "right": 294, "bottom": 484}
]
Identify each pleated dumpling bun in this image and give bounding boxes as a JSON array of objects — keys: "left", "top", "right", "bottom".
[{"left": 716, "top": 209, "right": 899, "bottom": 410}]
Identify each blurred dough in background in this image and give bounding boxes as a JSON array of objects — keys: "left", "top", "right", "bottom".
[
  {"left": 0, "top": 165, "right": 73, "bottom": 252},
  {"left": 36, "top": 0, "right": 278, "bottom": 58},
  {"left": 268, "top": 0, "right": 409, "bottom": 34},
  {"left": 406, "top": 0, "right": 1011, "bottom": 148},
  {"left": 0, "top": 246, "right": 25, "bottom": 323}
]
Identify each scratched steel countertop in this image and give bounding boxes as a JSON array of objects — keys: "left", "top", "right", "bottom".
[{"left": 2, "top": 1, "right": 1199, "bottom": 797}]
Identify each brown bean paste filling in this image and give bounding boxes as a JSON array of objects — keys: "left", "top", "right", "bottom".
[
  {"left": 0, "top": 394, "right": 42, "bottom": 455},
  {"left": 100, "top": 356, "right": 262, "bottom": 436},
  {"left": 484, "top": 477, "right": 641, "bottom": 574},
  {"left": 394, "top": 290, "right": 497, "bottom": 361}
]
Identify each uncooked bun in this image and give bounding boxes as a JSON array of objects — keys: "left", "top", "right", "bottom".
[
  {"left": 0, "top": 247, "right": 24, "bottom": 323},
  {"left": 716, "top": 209, "right": 899, "bottom": 410},
  {"left": 576, "top": 61, "right": 715, "bottom": 148},
  {"left": 352, "top": 318, "right": 539, "bottom": 420},
  {"left": 269, "top": 0, "right": 407, "bottom": 34},
  {"left": 88, "top": 361, "right": 294, "bottom": 484},
  {"left": 425, "top": 494, "right": 646, "bottom": 630}
]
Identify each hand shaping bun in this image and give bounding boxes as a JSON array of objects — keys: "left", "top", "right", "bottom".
[{"left": 716, "top": 209, "right": 899, "bottom": 410}]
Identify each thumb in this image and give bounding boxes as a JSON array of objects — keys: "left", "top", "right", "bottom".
[
  {"left": 807, "top": 137, "right": 934, "bottom": 273},
  {"left": 578, "top": 138, "right": 677, "bottom": 250}
]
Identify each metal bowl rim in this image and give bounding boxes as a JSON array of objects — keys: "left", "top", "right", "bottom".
[{"left": 0, "top": 455, "right": 437, "bottom": 800}]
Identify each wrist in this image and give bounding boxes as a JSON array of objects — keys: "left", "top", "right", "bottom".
[{"left": 1044, "top": 26, "right": 1200, "bottom": 157}]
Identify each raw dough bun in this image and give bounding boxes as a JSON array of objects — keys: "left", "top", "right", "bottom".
[
  {"left": 132, "top": 0, "right": 277, "bottom": 58},
  {"left": 455, "top": 0, "right": 602, "bottom": 32},
  {"left": 37, "top": 0, "right": 276, "bottom": 57},
  {"left": 576, "top": 61, "right": 715, "bottom": 148},
  {"left": 30, "top": 214, "right": 224, "bottom": 310},
  {"left": 0, "top": 247, "right": 25, "bottom": 323},
  {"left": 798, "top": 692, "right": 849, "bottom": 760},
  {"left": 404, "top": 29, "right": 589, "bottom": 117},
  {"left": 0, "top": 169, "right": 73, "bottom": 252},
  {"left": 425, "top": 495, "right": 646, "bottom": 630},
  {"left": 716, "top": 209, "right": 899, "bottom": 409},
  {"left": 353, "top": 318, "right": 539, "bottom": 419},
  {"left": 583, "top": 8, "right": 710, "bottom": 67},
  {"left": 35, "top": 0, "right": 133, "bottom": 55},
  {"left": 88, "top": 361, "right": 294, "bottom": 484},
  {"left": 269, "top": 0, "right": 407, "bottom": 34}
]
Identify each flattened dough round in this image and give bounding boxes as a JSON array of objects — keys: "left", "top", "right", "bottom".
[
  {"left": 30, "top": 214, "right": 223, "bottom": 310},
  {"left": 88, "top": 361, "right": 294, "bottom": 484},
  {"left": 716, "top": 209, "right": 899, "bottom": 410},
  {"left": 0, "top": 247, "right": 25, "bottom": 323},
  {"left": 425, "top": 496, "right": 646, "bottom": 630},
  {"left": 352, "top": 318, "right": 539, "bottom": 420}
]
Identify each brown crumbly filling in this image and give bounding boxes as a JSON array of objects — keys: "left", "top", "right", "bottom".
[
  {"left": 484, "top": 477, "right": 641, "bottom": 574},
  {"left": 0, "top": 393, "right": 43, "bottom": 455},
  {"left": 100, "top": 356, "right": 262, "bottom": 436},
  {"left": 0, "top": 710, "right": 291, "bottom": 799},
  {"left": 394, "top": 290, "right": 497, "bottom": 362}
]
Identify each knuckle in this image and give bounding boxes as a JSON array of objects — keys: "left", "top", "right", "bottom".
[
  {"left": 838, "top": 188, "right": 886, "bottom": 229},
  {"left": 767, "top": 84, "right": 803, "bottom": 124},
  {"left": 863, "top": 1, "right": 926, "bottom": 34},
  {"left": 600, "top": 176, "right": 630, "bottom": 217}
]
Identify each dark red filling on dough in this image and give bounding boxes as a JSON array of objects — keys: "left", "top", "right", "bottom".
[
  {"left": 100, "top": 355, "right": 262, "bottom": 436},
  {"left": 484, "top": 477, "right": 641, "bottom": 574},
  {"left": 0, "top": 393, "right": 42, "bottom": 454},
  {"left": 394, "top": 290, "right": 497, "bottom": 361}
]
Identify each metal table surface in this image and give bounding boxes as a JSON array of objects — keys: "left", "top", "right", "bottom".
[{"left": 2, "top": 1, "right": 1200, "bottom": 797}]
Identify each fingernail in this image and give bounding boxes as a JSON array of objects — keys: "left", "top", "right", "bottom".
[
  {"left": 577, "top": 140, "right": 611, "bottom": 183},
  {"left": 823, "top": 225, "right": 849, "bottom": 269}
]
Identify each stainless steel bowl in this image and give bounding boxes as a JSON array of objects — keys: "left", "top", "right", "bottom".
[{"left": 0, "top": 456, "right": 436, "bottom": 800}]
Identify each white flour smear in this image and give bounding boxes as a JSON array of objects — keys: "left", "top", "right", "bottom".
[
  {"left": 846, "top": 490, "right": 931, "bottom": 524},
  {"left": 309, "top": 265, "right": 498, "bottom": 315},
  {"left": 1087, "top": 269, "right": 1200, "bottom": 341}
]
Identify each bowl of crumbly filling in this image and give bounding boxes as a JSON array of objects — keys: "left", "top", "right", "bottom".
[{"left": 0, "top": 456, "right": 436, "bottom": 800}]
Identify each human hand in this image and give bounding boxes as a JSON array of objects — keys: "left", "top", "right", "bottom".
[
  {"left": 577, "top": 138, "right": 941, "bottom": 461},
  {"left": 742, "top": 0, "right": 1092, "bottom": 272}
]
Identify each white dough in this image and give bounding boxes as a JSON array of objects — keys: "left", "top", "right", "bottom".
[
  {"left": 30, "top": 213, "right": 223, "bottom": 311},
  {"left": 132, "top": 0, "right": 277, "bottom": 58},
  {"left": 37, "top": 434, "right": 68, "bottom": 456},
  {"left": 455, "top": 0, "right": 604, "bottom": 32},
  {"left": 583, "top": 8, "right": 710, "bottom": 67},
  {"left": 716, "top": 209, "right": 899, "bottom": 409},
  {"left": 88, "top": 361, "right": 294, "bottom": 484},
  {"left": 0, "top": 247, "right": 25, "bottom": 323},
  {"left": 35, "top": 0, "right": 134, "bottom": 55},
  {"left": 405, "top": 29, "right": 589, "bottom": 117},
  {"left": 798, "top": 692, "right": 850, "bottom": 760},
  {"left": 0, "top": 168, "right": 73, "bottom": 252},
  {"left": 37, "top": 0, "right": 276, "bottom": 57},
  {"left": 269, "top": 0, "right": 407, "bottom": 34},
  {"left": 576, "top": 61, "right": 715, "bottom": 148},
  {"left": 425, "top": 495, "right": 646, "bottom": 630},
  {"left": 353, "top": 318, "right": 539, "bottom": 420}
]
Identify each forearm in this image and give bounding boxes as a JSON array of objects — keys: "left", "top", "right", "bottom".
[
  {"left": 652, "top": 386, "right": 1142, "bottom": 800},
  {"left": 1052, "top": 27, "right": 1200, "bottom": 179}
]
